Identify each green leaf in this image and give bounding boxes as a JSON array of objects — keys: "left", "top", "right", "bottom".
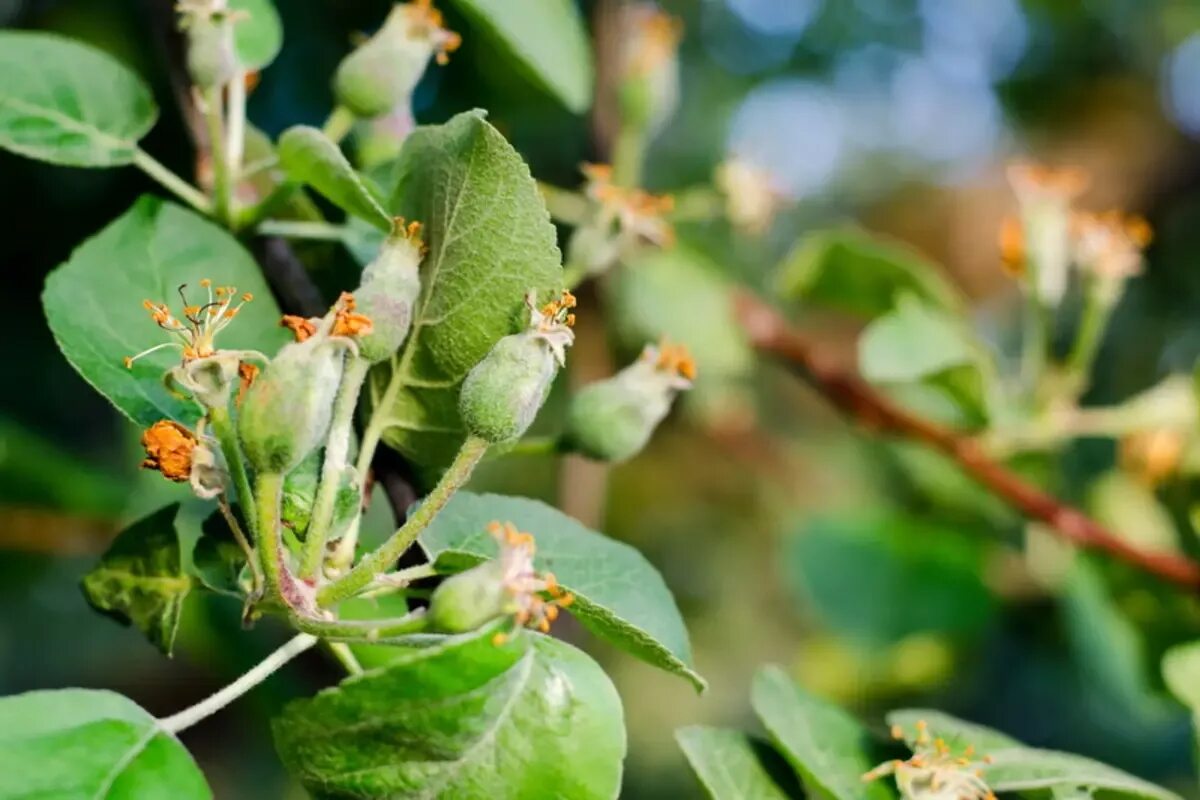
[
  {"left": 447, "top": 0, "right": 593, "bottom": 113},
  {"left": 982, "top": 749, "right": 1180, "bottom": 800},
  {"left": 419, "top": 491, "right": 704, "bottom": 692},
  {"left": 0, "top": 688, "right": 211, "bottom": 799},
  {"left": 43, "top": 196, "right": 288, "bottom": 427},
  {"left": 785, "top": 512, "right": 995, "bottom": 646},
  {"left": 231, "top": 0, "right": 283, "bottom": 71},
  {"left": 81, "top": 504, "right": 192, "bottom": 655},
  {"left": 1163, "top": 641, "right": 1200, "bottom": 713},
  {"left": 377, "top": 110, "right": 562, "bottom": 478},
  {"left": 751, "top": 666, "right": 889, "bottom": 800},
  {"left": 676, "top": 726, "right": 792, "bottom": 800},
  {"left": 192, "top": 509, "right": 251, "bottom": 597},
  {"left": 273, "top": 626, "right": 625, "bottom": 799},
  {"left": 885, "top": 709, "right": 1021, "bottom": 754},
  {"left": 887, "top": 709, "right": 1180, "bottom": 800},
  {"left": 277, "top": 125, "right": 392, "bottom": 231},
  {"left": 776, "top": 228, "right": 962, "bottom": 318},
  {"left": 0, "top": 31, "right": 158, "bottom": 167}
]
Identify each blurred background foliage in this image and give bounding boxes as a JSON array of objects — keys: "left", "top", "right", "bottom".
[{"left": 5, "top": 0, "right": 1200, "bottom": 797}]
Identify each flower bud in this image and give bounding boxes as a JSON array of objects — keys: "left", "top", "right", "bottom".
[
  {"left": 563, "top": 342, "right": 694, "bottom": 462},
  {"left": 427, "top": 560, "right": 509, "bottom": 633},
  {"left": 617, "top": 6, "right": 682, "bottom": 139},
  {"left": 353, "top": 220, "right": 424, "bottom": 363},
  {"left": 459, "top": 292, "right": 576, "bottom": 443},
  {"left": 177, "top": 3, "right": 239, "bottom": 89},
  {"left": 333, "top": 1, "right": 460, "bottom": 119}
]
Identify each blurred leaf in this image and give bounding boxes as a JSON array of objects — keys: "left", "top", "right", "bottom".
[
  {"left": 81, "top": 504, "right": 192, "bottom": 655},
  {"left": 0, "top": 689, "right": 211, "bottom": 798},
  {"left": 377, "top": 110, "right": 562, "bottom": 479},
  {"left": 886, "top": 710, "right": 1020, "bottom": 754},
  {"left": 231, "top": 0, "right": 283, "bottom": 71},
  {"left": 273, "top": 626, "right": 624, "bottom": 799},
  {"left": 776, "top": 228, "right": 962, "bottom": 319},
  {"left": 277, "top": 125, "right": 391, "bottom": 231},
  {"left": 1164, "top": 641, "right": 1200, "bottom": 712},
  {"left": 43, "top": 196, "right": 288, "bottom": 427},
  {"left": 192, "top": 509, "right": 249, "bottom": 597},
  {"left": 676, "top": 726, "right": 792, "bottom": 800},
  {"left": 859, "top": 296, "right": 991, "bottom": 422},
  {"left": 751, "top": 666, "right": 889, "bottom": 800},
  {"left": 419, "top": 491, "right": 704, "bottom": 691},
  {"left": 0, "top": 31, "right": 157, "bottom": 167},
  {"left": 448, "top": 0, "right": 593, "bottom": 113},
  {"left": 1088, "top": 471, "right": 1180, "bottom": 554},
  {"left": 785, "top": 512, "right": 994, "bottom": 647}
]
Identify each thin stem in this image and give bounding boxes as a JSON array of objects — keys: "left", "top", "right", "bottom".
[
  {"left": 255, "top": 471, "right": 287, "bottom": 601},
  {"left": 204, "top": 85, "right": 233, "bottom": 225},
  {"left": 612, "top": 124, "right": 646, "bottom": 187},
  {"left": 133, "top": 149, "right": 212, "bottom": 214},
  {"left": 158, "top": 633, "right": 318, "bottom": 734},
  {"left": 1020, "top": 296, "right": 1049, "bottom": 403},
  {"left": 226, "top": 68, "right": 247, "bottom": 186},
  {"left": 325, "top": 642, "right": 364, "bottom": 675},
  {"left": 538, "top": 182, "right": 590, "bottom": 225},
  {"left": 291, "top": 609, "right": 428, "bottom": 640},
  {"left": 354, "top": 356, "right": 404, "bottom": 480},
  {"left": 320, "top": 436, "right": 490, "bottom": 607},
  {"left": 1065, "top": 289, "right": 1114, "bottom": 395},
  {"left": 256, "top": 219, "right": 350, "bottom": 242},
  {"left": 358, "top": 562, "right": 439, "bottom": 599},
  {"left": 489, "top": 436, "right": 561, "bottom": 459},
  {"left": 208, "top": 405, "right": 257, "bottom": 537},
  {"left": 300, "top": 357, "right": 371, "bottom": 579},
  {"left": 217, "top": 495, "right": 263, "bottom": 593},
  {"left": 323, "top": 105, "right": 356, "bottom": 144}
]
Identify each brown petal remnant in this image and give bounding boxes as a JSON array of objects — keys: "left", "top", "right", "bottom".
[{"left": 140, "top": 420, "right": 197, "bottom": 482}]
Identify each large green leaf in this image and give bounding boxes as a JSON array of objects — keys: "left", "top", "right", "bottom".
[
  {"left": 888, "top": 709, "right": 1180, "bottom": 800},
  {"left": 776, "top": 228, "right": 962, "bottom": 318},
  {"left": 43, "top": 196, "right": 288, "bottom": 427},
  {"left": 377, "top": 111, "right": 562, "bottom": 477},
  {"left": 676, "top": 726, "right": 792, "bottom": 800},
  {"left": 448, "top": 0, "right": 593, "bottom": 113},
  {"left": 231, "top": 0, "right": 283, "bottom": 71},
  {"left": 785, "top": 512, "right": 995, "bottom": 647},
  {"left": 418, "top": 491, "right": 704, "bottom": 692},
  {"left": 751, "top": 666, "right": 889, "bottom": 800},
  {"left": 277, "top": 125, "right": 392, "bottom": 231},
  {"left": 0, "top": 31, "right": 157, "bottom": 167},
  {"left": 273, "top": 626, "right": 625, "bottom": 799},
  {"left": 82, "top": 504, "right": 192, "bottom": 655},
  {"left": 0, "top": 688, "right": 211, "bottom": 799}
]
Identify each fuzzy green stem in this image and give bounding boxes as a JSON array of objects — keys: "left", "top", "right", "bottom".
[
  {"left": 1065, "top": 289, "right": 1114, "bottom": 395},
  {"left": 218, "top": 495, "right": 263, "bottom": 593},
  {"left": 158, "top": 632, "right": 317, "bottom": 734},
  {"left": 209, "top": 404, "right": 256, "bottom": 536},
  {"left": 226, "top": 68, "right": 247, "bottom": 185},
  {"left": 133, "top": 149, "right": 212, "bottom": 214},
  {"left": 323, "top": 105, "right": 356, "bottom": 144},
  {"left": 299, "top": 357, "right": 371, "bottom": 579},
  {"left": 255, "top": 471, "right": 287, "bottom": 601},
  {"left": 1020, "top": 296, "right": 1049, "bottom": 405},
  {"left": 319, "top": 436, "right": 490, "bottom": 607},
  {"left": 325, "top": 642, "right": 363, "bottom": 675},
  {"left": 358, "top": 563, "right": 439, "bottom": 599},
  {"left": 292, "top": 609, "right": 428, "bottom": 640},
  {"left": 256, "top": 219, "right": 350, "bottom": 242},
  {"left": 612, "top": 125, "right": 646, "bottom": 188},
  {"left": 204, "top": 86, "right": 233, "bottom": 225},
  {"left": 490, "top": 436, "right": 561, "bottom": 459}
]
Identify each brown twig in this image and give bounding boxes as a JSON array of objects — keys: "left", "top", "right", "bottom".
[{"left": 732, "top": 290, "right": 1200, "bottom": 590}]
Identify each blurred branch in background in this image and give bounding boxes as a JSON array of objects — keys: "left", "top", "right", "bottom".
[{"left": 733, "top": 290, "right": 1200, "bottom": 590}]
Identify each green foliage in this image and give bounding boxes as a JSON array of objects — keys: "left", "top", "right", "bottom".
[
  {"left": 230, "top": 0, "right": 283, "bottom": 71},
  {"left": 375, "top": 110, "right": 562, "bottom": 478},
  {"left": 80, "top": 504, "right": 193, "bottom": 655},
  {"left": 277, "top": 125, "right": 392, "bottom": 231},
  {"left": 886, "top": 709, "right": 1020, "bottom": 753},
  {"left": 751, "top": 666, "right": 889, "bottom": 800},
  {"left": 776, "top": 228, "right": 963, "bottom": 318},
  {"left": 42, "top": 196, "right": 287, "bottom": 427},
  {"left": 447, "top": 0, "right": 594, "bottom": 113},
  {"left": 676, "top": 726, "right": 792, "bottom": 800},
  {"left": 418, "top": 491, "right": 704, "bottom": 691},
  {"left": 0, "top": 31, "right": 157, "bottom": 167},
  {"left": 0, "top": 689, "right": 211, "bottom": 798},
  {"left": 785, "top": 512, "right": 995, "bottom": 646},
  {"left": 273, "top": 626, "right": 625, "bottom": 799}
]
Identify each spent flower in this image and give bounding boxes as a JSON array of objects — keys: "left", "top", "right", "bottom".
[
  {"left": 568, "top": 163, "right": 674, "bottom": 277},
  {"left": 863, "top": 720, "right": 996, "bottom": 800},
  {"left": 1071, "top": 210, "right": 1151, "bottom": 297},
  {"left": 617, "top": 4, "right": 682, "bottom": 138},
  {"left": 1004, "top": 161, "right": 1089, "bottom": 306},
  {"left": 715, "top": 156, "right": 788, "bottom": 235}
]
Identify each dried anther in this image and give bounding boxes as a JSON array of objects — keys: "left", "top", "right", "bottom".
[
  {"left": 140, "top": 420, "right": 197, "bottom": 482},
  {"left": 281, "top": 315, "right": 317, "bottom": 343},
  {"left": 332, "top": 292, "right": 374, "bottom": 338},
  {"left": 581, "top": 163, "right": 676, "bottom": 248}
]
